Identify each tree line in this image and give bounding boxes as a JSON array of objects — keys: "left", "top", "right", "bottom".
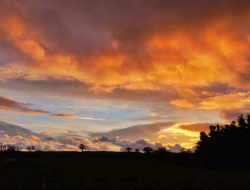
[
  {"left": 0, "top": 143, "right": 36, "bottom": 153},
  {"left": 196, "top": 114, "right": 250, "bottom": 168}
]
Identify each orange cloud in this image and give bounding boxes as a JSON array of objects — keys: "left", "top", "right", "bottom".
[
  {"left": 50, "top": 113, "right": 75, "bottom": 119},
  {"left": 0, "top": 96, "right": 49, "bottom": 115},
  {"left": 170, "top": 99, "right": 196, "bottom": 108},
  {"left": 0, "top": 114, "right": 18, "bottom": 119},
  {"left": 219, "top": 108, "right": 242, "bottom": 121},
  {"left": 1, "top": 0, "right": 250, "bottom": 96},
  {"left": 199, "top": 91, "right": 250, "bottom": 110},
  {"left": 176, "top": 123, "right": 216, "bottom": 133},
  {"left": 1, "top": 0, "right": 250, "bottom": 147}
]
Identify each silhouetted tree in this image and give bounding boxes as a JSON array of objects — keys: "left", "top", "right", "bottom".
[
  {"left": 3, "top": 145, "right": 21, "bottom": 156},
  {"left": 31, "top": 146, "right": 35, "bottom": 151},
  {"left": 7, "top": 145, "right": 17, "bottom": 152},
  {"left": 143, "top": 147, "right": 153, "bottom": 154},
  {"left": 125, "top": 147, "right": 132, "bottom": 152},
  {"left": 181, "top": 148, "right": 191, "bottom": 154},
  {"left": 26, "top": 146, "right": 31, "bottom": 152},
  {"left": 156, "top": 147, "right": 169, "bottom": 163},
  {"left": 0, "top": 143, "right": 7, "bottom": 152},
  {"left": 135, "top": 149, "right": 139, "bottom": 152},
  {"left": 196, "top": 114, "right": 250, "bottom": 168},
  {"left": 0, "top": 142, "right": 3, "bottom": 152},
  {"left": 157, "top": 147, "right": 168, "bottom": 154},
  {"left": 26, "top": 146, "right": 35, "bottom": 152},
  {"left": 79, "top": 144, "right": 86, "bottom": 152}
]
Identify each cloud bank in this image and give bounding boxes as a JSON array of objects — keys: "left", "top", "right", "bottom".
[
  {"left": 0, "top": 96, "right": 49, "bottom": 114},
  {"left": 90, "top": 122, "right": 175, "bottom": 140},
  {"left": 1, "top": 0, "right": 250, "bottom": 94}
]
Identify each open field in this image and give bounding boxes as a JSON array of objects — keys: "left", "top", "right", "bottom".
[{"left": 1, "top": 152, "right": 250, "bottom": 190}]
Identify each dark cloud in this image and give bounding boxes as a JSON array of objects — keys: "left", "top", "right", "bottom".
[
  {"left": 57, "top": 136, "right": 110, "bottom": 151},
  {"left": 134, "top": 139, "right": 151, "bottom": 146},
  {"left": 219, "top": 108, "right": 242, "bottom": 121},
  {"left": 93, "top": 136, "right": 110, "bottom": 143},
  {"left": 90, "top": 122, "right": 175, "bottom": 140},
  {"left": 58, "top": 136, "right": 78, "bottom": 146},
  {"left": 14, "top": 141, "right": 27, "bottom": 147},
  {"left": 110, "top": 137, "right": 185, "bottom": 153},
  {"left": 0, "top": 120, "right": 40, "bottom": 137},
  {"left": 112, "top": 138, "right": 164, "bottom": 152},
  {"left": 177, "top": 123, "right": 217, "bottom": 132},
  {"left": 44, "top": 137, "right": 55, "bottom": 141},
  {"left": 0, "top": 96, "right": 49, "bottom": 115},
  {"left": 167, "top": 144, "right": 184, "bottom": 153}
]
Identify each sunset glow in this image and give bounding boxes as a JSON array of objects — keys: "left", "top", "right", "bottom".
[{"left": 1, "top": 0, "right": 250, "bottom": 152}]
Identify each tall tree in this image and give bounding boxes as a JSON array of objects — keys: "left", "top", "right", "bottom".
[
  {"left": 125, "top": 147, "right": 132, "bottom": 152},
  {"left": 156, "top": 147, "right": 169, "bottom": 164},
  {"left": 143, "top": 147, "right": 153, "bottom": 154},
  {"left": 79, "top": 144, "right": 86, "bottom": 152}
]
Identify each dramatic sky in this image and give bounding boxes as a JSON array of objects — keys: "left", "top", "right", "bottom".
[{"left": 1, "top": 0, "right": 250, "bottom": 152}]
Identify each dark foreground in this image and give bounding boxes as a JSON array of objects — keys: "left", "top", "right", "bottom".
[{"left": 0, "top": 152, "right": 250, "bottom": 190}]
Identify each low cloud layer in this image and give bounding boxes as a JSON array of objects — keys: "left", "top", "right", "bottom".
[
  {"left": 0, "top": 120, "right": 110, "bottom": 151},
  {"left": 0, "top": 120, "right": 38, "bottom": 137},
  {"left": 0, "top": 96, "right": 49, "bottom": 115},
  {"left": 92, "top": 136, "right": 187, "bottom": 152},
  {"left": 0, "top": 120, "right": 193, "bottom": 152}
]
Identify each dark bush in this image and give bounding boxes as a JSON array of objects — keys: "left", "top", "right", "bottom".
[{"left": 196, "top": 114, "right": 250, "bottom": 168}]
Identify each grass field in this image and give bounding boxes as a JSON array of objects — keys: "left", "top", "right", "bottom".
[{"left": 1, "top": 152, "right": 250, "bottom": 190}]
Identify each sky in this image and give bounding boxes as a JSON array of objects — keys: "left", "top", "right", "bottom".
[{"left": 1, "top": 0, "right": 250, "bottom": 152}]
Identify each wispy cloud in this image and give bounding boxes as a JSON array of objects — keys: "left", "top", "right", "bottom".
[
  {"left": 0, "top": 113, "right": 18, "bottom": 118},
  {"left": 41, "top": 130, "right": 51, "bottom": 135},
  {"left": 50, "top": 113, "right": 75, "bottom": 119},
  {"left": 0, "top": 96, "right": 49, "bottom": 115},
  {"left": 76, "top": 116, "right": 107, "bottom": 121}
]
